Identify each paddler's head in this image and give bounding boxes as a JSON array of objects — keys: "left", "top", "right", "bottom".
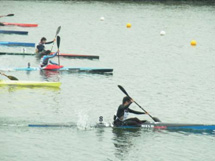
[
  {"left": 44, "top": 50, "right": 51, "bottom": 55},
  {"left": 40, "top": 37, "right": 47, "bottom": 44},
  {"left": 122, "top": 96, "right": 132, "bottom": 106}
]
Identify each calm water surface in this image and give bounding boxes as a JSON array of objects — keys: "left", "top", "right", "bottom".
[{"left": 0, "top": 0, "right": 215, "bottom": 161}]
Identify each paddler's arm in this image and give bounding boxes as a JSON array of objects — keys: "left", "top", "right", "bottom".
[
  {"left": 45, "top": 39, "right": 56, "bottom": 44},
  {"left": 49, "top": 60, "right": 58, "bottom": 65},
  {"left": 127, "top": 98, "right": 147, "bottom": 114},
  {"left": 48, "top": 51, "right": 59, "bottom": 65},
  {"left": 45, "top": 51, "right": 58, "bottom": 58},
  {"left": 128, "top": 108, "right": 146, "bottom": 115}
]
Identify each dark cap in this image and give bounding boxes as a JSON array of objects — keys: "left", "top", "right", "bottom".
[{"left": 40, "top": 37, "right": 47, "bottom": 42}]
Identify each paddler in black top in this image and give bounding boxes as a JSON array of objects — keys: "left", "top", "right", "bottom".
[
  {"left": 113, "top": 96, "right": 148, "bottom": 127},
  {"left": 36, "top": 37, "right": 55, "bottom": 53}
]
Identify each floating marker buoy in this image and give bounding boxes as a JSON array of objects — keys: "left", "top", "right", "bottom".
[
  {"left": 190, "top": 40, "right": 197, "bottom": 46},
  {"left": 160, "top": 31, "right": 166, "bottom": 36},
  {"left": 126, "top": 23, "right": 131, "bottom": 28},
  {"left": 100, "top": 17, "right": 105, "bottom": 21},
  {"left": 22, "top": 48, "right": 26, "bottom": 53}
]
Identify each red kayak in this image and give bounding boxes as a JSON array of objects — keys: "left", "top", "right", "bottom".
[
  {"left": 41, "top": 64, "right": 64, "bottom": 70},
  {"left": 2, "top": 22, "right": 38, "bottom": 27}
]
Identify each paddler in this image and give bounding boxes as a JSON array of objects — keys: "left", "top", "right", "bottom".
[
  {"left": 113, "top": 96, "right": 148, "bottom": 127},
  {"left": 40, "top": 50, "right": 59, "bottom": 68},
  {"left": 36, "top": 37, "right": 55, "bottom": 53}
]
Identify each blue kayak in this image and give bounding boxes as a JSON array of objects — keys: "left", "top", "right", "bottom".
[
  {"left": 29, "top": 122, "right": 215, "bottom": 132},
  {"left": 0, "top": 30, "right": 28, "bottom": 35},
  {"left": 0, "top": 41, "right": 35, "bottom": 47},
  {"left": 0, "top": 66, "right": 113, "bottom": 73}
]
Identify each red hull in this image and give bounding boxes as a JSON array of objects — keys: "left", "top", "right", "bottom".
[{"left": 3, "top": 22, "right": 38, "bottom": 27}]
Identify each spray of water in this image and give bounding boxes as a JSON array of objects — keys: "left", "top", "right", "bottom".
[{"left": 76, "top": 111, "right": 92, "bottom": 130}]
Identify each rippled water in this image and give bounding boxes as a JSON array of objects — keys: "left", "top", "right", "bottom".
[{"left": 0, "top": 0, "right": 215, "bottom": 161}]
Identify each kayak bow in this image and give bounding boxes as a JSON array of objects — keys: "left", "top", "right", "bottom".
[
  {"left": 2, "top": 22, "right": 38, "bottom": 27},
  {"left": 0, "top": 41, "right": 35, "bottom": 47},
  {"left": 0, "top": 80, "right": 61, "bottom": 88},
  {"left": 0, "top": 30, "right": 28, "bottom": 35}
]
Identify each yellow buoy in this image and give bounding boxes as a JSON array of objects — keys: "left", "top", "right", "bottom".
[
  {"left": 190, "top": 40, "right": 197, "bottom": 46},
  {"left": 126, "top": 23, "right": 131, "bottom": 28}
]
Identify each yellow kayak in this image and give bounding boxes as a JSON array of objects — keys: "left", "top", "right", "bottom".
[{"left": 0, "top": 80, "right": 61, "bottom": 88}]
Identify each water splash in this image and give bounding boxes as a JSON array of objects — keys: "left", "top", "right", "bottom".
[{"left": 76, "top": 111, "right": 92, "bottom": 130}]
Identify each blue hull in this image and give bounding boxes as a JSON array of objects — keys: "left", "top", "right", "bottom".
[
  {"left": 28, "top": 122, "right": 215, "bottom": 132},
  {"left": 0, "top": 30, "right": 28, "bottom": 35},
  {"left": 0, "top": 41, "right": 35, "bottom": 47},
  {"left": 0, "top": 67, "right": 113, "bottom": 73}
]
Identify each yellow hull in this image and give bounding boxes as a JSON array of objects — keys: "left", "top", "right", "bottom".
[{"left": 0, "top": 80, "right": 61, "bottom": 88}]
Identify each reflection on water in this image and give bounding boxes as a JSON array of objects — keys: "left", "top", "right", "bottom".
[
  {"left": 40, "top": 70, "right": 61, "bottom": 81},
  {"left": 112, "top": 128, "right": 142, "bottom": 160}
]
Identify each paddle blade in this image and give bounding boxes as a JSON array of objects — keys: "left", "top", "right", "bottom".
[
  {"left": 118, "top": 85, "right": 130, "bottom": 97},
  {"left": 7, "top": 14, "right": 14, "bottom": 16},
  {"left": 152, "top": 117, "right": 161, "bottom": 122},
  {"left": 56, "top": 26, "right": 61, "bottom": 36},
  {"left": 7, "top": 75, "right": 18, "bottom": 81},
  {"left": 57, "top": 36, "right": 60, "bottom": 49}
]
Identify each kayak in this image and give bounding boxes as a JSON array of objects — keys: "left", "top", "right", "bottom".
[
  {"left": 0, "top": 52, "right": 99, "bottom": 59},
  {"left": 0, "top": 41, "right": 35, "bottom": 47},
  {"left": 0, "top": 66, "right": 113, "bottom": 73},
  {"left": 0, "top": 30, "right": 28, "bottom": 35},
  {"left": 98, "top": 122, "right": 215, "bottom": 131},
  {"left": 0, "top": 52, "right": 34, "bottom": 56},
  {"left": 28, "top": 122, "right": 215, "bottom": 132},
  {"left": 50, "top": 52, "right": 99, "bottom": 59},
  {"left": 0, "top": 80, "right": 61, "bottom": 87},
  {"left": 2, "top": 22, "right": 38, "bottom": 27},
  {"left": 0, "top": 65, "right": 113, "bottom": 73}
]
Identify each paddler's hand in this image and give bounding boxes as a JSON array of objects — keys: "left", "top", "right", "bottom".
[
  {"left": 53, "top": 38, "right": 56, "bottom": 42},
  {"left": 145, "top": 112, "right": 149, "bottom": 115},
  {"left": 130, "top": 99, "right": 134, "bottom": 103}
]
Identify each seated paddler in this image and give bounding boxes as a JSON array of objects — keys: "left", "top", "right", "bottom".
[
  {"left": 113, "top": 96, "right": 148, "bottom": 127},
  {"left": 40, "top": 50, "right": 58, "bottom": 68},
  {"left": 36, "top": 37, "right": 55, "bottom": 53}
]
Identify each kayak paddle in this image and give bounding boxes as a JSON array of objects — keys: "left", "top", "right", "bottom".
[
  {"left": 0, "top": 14, "right": 14, "bottom": 18},
  {"left": 57, "top": 36, "right": 60, "bottom": 65},
  {"left": 6, "top": 14, "right": 14, "bottom": 17},
  {"left": 50, "top": 26, "right": 61, "bottom": 51},
  {"left": 118, "top": 85, "right": 161, "bottom": 122},
  {"left": 0, "top": 72, "right": 18, "bottom": 81}
]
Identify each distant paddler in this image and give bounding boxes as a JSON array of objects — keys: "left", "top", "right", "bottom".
[
  {"left": 40, "top": 50, "right": 59, "bottom": 69},
  {"left": 35, "top": 37, "right": 55, "bottom": 54}
]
